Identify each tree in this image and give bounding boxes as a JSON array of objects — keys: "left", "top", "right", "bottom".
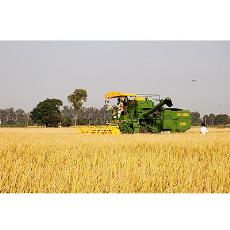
[
  {"left": 209, "top": 113, "right": 216, "bottom": 126},
  {"left": 0, "top": 108, "right": 28, "bottom": 126},
  {"left": 62, "top": 117, "right": 72, "bottom": 127},
  {"left": 0, "top": 108, "right": 9, "bottom": 124},
  {"left": 203, "top": 113, "right": 216, "bottom": 126},
  {"left": 68, "top": 89, "right": 88, "bottom": 125},
  {"left": 191, "top": 112, "right": 201, "bottom": 126},
  {"left": 61, "top": 106, "right": 76, "bottom": 126},
  {"left": 214, "top": 114, "right": 230, "bottom": 125},
  {"left": 15, "top": 109, "right": 26, "bottom": 125},
  {"left": 30, "top": 98, "right": 63, "bottom": 127},
  {"left": 61, "top": 106, "right": 75, "bottom": 119},
  {"left": 4, "top": 108, "right": 16, "bottom": 124}
]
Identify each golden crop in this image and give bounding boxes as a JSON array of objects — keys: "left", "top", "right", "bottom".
[{"left": 0, "top": 127, "right": 230, "bottom": 193}]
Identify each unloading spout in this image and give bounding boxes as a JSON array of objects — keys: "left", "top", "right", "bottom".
[{"left": 142, "top": 97, "right": 173, "bottom": 117}]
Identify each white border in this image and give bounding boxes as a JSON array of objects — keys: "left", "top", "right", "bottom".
[
  {"left": 1, "top": 0, "right": 230, "bottom": 229},
  {"left": 1, "top": 194, "right": 230, "bottom": 230},
  {"left": 0, "top": 0, "right": 230, "bottom": 40}
]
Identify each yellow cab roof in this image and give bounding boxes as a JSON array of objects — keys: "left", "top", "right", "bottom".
[{"left": 105, "top": 91, "right": 137, "bottom": 100}]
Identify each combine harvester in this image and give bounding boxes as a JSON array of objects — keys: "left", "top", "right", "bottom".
[{"left": 77, "top": 91, "right": 191, "bottom": 134}]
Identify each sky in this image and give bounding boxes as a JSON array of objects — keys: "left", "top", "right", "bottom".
[{"left": 0, "top": 41, "right": 229, "bottom": 115}]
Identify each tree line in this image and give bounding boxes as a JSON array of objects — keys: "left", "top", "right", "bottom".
[
  {"left": 192, "top": 112, "right": 230, "bottom": 126},
  {"left": 0, "top": 89, "right": 110, "bottom": 127},
  {"left": 0, "top": 106, "right": 109, "bottom": 127},
  {"left": 0, "top": 88, "right": 229, "bottom": 127},
  {"left": 0, "top": 108, "right": 30, "bottom": 126}
]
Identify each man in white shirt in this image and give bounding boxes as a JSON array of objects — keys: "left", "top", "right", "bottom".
[{"left": 200, "top": 123, "right": 208, "bottom": 134}]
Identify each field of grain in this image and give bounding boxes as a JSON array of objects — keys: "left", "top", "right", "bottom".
[{"left": 0, "top": 127, "right": 230, "bottom": 193}]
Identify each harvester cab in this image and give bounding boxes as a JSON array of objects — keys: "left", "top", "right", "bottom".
[
  {"left": 104, "top": 91, "right": 191, "bottom": 134},
  {"left": 104, "top": 92, "right": 137, "bottom": 120}
]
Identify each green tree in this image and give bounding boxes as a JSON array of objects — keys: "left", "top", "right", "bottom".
[
  {"left": 30, "top": 98, "right": 63, "bottom": 127},
  {"left": 15, "top": 109, "right": 26, "bottom": 125},
  {"left": 191, "top": 112, "right": 201, "bottom": 126},
  {"left": 214, "top": 114, "right": 230, "bottom": 125},
  {"left": 203, "top": 113, "right": 216, "bottom": 126},
  {"left": 0, "top": 108, "right": 28, "bottom": 126},
  {"left": 77, "top": 118, "right": 89, "bottom": 125},
  {"left": 62, "top": 117, "right": 72, "bottom": 127},
  {"left": 4, "top": 108, "right": 16, "bottom": 125},
  {"left": 209, "top": 113, "right": 216, "bottom": 126},
  {"left": 68, "top": 89, "right": 88, "bottom": 125},
  {"left": 61, "top": 106, "right": 75, "bottom": 126}
]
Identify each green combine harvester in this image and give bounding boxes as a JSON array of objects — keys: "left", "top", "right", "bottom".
[
  {"left": 104, "top": 91, "right": 191, "bottom": 134},
  {"left": 77, "top": 91, "right": 191, "bottom": 134}
]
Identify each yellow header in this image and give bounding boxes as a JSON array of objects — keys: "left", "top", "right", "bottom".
[{"left": 105, "top": 91, "right": 137, "bottom": 100}]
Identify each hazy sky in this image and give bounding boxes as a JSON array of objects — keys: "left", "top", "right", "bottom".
[{"left": 0, "top": 41, "right": 229, "bottom": 115}]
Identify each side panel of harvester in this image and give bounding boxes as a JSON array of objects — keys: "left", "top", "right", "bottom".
[{"left": 162, "top": 109, "right": 191, "bottom": 132}]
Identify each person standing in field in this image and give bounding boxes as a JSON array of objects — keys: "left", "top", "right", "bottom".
[{"left": 200, "top": 123, "right": 208, "bottom": 134}]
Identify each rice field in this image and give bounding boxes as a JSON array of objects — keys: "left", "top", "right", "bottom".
[{"left": 0, "top": 127, "right": 230, "bottom": 193}]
